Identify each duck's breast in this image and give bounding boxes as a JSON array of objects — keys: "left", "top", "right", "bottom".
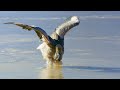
[{"left": 37, "top": 42, "right": 55, "bottom": 60}]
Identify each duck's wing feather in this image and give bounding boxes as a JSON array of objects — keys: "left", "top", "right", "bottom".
[
  {"left": 4, "top": 22, "right": 51, "bottom": 44},
  {"left": 51, "top": 17, "right": 80, "bottom": 39}
]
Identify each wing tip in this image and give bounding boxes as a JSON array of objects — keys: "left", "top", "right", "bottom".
[{"left": 4, "top": 22, "right": 15, "bottom": 24}]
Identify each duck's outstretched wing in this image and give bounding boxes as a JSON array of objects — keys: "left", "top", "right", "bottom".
[
  {"left": 4, "top": 22, "right": 51, "bottom": 44},
  {"left": 51, "top": 16, "right": 80, "bottom": 39}
]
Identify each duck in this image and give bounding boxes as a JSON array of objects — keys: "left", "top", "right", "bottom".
[{"left": 4, "top": 16, "right": 80, "bottom": 66}]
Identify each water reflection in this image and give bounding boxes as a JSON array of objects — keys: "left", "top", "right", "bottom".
[{"left": 39, "top": 65, "right": 63, "bottom": 79}]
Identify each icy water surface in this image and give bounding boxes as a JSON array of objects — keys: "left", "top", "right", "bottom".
[{"left": 0, "top": 11, "right": 120, "bottom": 79}]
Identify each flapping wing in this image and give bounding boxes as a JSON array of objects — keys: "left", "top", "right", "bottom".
[
  {"left": 4, "top": 22, "right": 51, "bottom": 44},
  {"left": 51, "top": 16, "right": 80, "bottom": 39}
]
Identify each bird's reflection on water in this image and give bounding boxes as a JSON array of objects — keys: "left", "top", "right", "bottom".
[{"left": 39, "top": 64, "right": 63, "bottom": 79}]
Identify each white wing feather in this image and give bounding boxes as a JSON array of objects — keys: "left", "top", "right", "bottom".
[{"left": 53, "top": 16, "right": 80, "bottom": 39}]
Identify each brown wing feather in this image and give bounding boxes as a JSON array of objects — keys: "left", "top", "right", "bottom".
[{"left": 4, "top": 22, "right": 51, "bottom": 44}]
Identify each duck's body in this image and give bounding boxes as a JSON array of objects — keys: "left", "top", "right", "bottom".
[
  {"left": 38, "top": 42, "right": 54, "bottom": 62},
  {"left": 37, "top": 32, "right": 64, "bottom": 65},
  {"left": 4, "top": 16, "right": 80, "bottom": 65}
]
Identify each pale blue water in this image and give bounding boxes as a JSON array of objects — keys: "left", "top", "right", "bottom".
[{"left": 0, "top": 11, "right": 120, "bottom": 79}]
